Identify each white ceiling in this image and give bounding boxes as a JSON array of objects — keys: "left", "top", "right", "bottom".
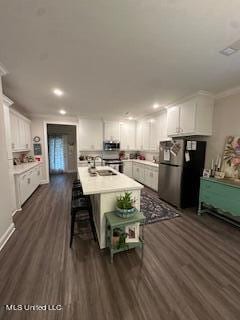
[{"left": 1, "top": 0, "right": 240, "bottom": 119}]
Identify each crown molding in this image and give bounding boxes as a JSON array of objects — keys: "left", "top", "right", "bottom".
[
  {"left": 0, "top": 63, "right": 8, "bottom": 76},
  {"left": 3, "top": 94, "right": 14, "bottom": 107},
  {"left": 215, "top": 85, "right": 240, "bottom": 100}
]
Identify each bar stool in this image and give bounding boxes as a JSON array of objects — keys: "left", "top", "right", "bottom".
[{"left": 70, "top": 190, "right": 97, "bottom": 248}]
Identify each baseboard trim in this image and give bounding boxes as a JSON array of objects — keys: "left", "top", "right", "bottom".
[
  {"left": 0, "top": 223, "right": 15, "bottom": 252},
  {"left": 40, "top": 180, "right": 48, "bottom": 185}
]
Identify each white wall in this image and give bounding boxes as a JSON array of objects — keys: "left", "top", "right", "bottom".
[
  {"left": 0, "top": 79, "right": 13, "bottom": 245},
  {"left": 205, "top": 92, "right": 240, "bottom": 168}
]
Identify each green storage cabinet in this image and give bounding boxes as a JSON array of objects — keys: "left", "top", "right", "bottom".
[{"left": 199, "top": 177, "right": 240, "bottom": 218}]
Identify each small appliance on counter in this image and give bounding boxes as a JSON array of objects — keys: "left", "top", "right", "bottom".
[{"left": 158, "top": 139, "right": 206, "bottom": 208}]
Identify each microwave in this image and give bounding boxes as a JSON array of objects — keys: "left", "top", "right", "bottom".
[{"left": 103, "top": 141, "right": 120, "bottom": 151}]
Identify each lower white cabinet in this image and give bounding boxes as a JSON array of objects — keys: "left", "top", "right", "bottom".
[
  {"left": 15, "top": 164, "right": 41, "bottom": 208},
  {"left": 132, "top": 161, "right": 158, "bottom": 191},
  {"left": 144, "top": 166, "right": 158, "bottom": 191},
  {"left": 123, "top": 161, "right": 133, "bottom": 178},
  {"left": 133, "top": 163, "right": 145, "bottom": 184}
]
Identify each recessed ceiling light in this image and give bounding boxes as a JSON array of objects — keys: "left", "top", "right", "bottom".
[
  {"left": 59, "top": 109, "right": 66, "bottom": 115},
  {"left": 128, "top": 116, "right": 133, "bottom": 120},
  {"left": 53, "top": 88, "right": 64, "bottom": 96},
  {"left": 153, "top": 103, "right": 160, "bottom": 109}
]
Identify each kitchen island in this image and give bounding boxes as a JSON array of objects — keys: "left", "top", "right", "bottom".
[{"left": 78, "top": 166, "right": 143, "bottom": 249}]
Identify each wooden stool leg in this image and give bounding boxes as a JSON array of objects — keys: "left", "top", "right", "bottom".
[{"left": 70, "top": 212, "right": 75, "bottom": 248}]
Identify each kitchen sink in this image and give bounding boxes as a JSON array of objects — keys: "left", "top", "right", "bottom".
[{"left": 97, "top": 169, "right": 117, "bottom": 176}]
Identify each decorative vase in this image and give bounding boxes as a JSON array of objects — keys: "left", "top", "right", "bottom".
[{"left": 115, "top": 207, "right": 137, "bottom": 218}]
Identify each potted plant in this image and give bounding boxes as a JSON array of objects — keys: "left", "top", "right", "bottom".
[{"left": 116, "top": 192, "right": 137, "bottom": 218}]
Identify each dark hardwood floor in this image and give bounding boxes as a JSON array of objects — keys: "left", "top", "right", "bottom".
[{"left": 0, "top": 174, "right": 240, "bottom": 320}]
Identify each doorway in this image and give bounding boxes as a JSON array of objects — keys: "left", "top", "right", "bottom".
[{"left": 47, "top": 124, "right": 77, "bottom": 177}]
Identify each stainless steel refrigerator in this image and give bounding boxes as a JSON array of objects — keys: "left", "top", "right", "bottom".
[{"left": 158, "top": 139, "right": 206, "bottom": 208}]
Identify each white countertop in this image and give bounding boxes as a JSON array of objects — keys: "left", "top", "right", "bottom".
[
  {"left": 12, "top": 162, "right": 41, "bottom": 175},
  {"left": 78, "top": 166, "right": 143, "bottom": 195},
  {"left": 122, "top": 159, "right": 159, "bottom": 168}
]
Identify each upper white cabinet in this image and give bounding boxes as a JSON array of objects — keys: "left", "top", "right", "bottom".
[
  {"left": 3, "top": 96, "right": 14, "bottom": 159},
  {"left": 167, "top": 92, "right": 214, "bottom": 137},
  {"left": 104, "top": 121, "right": 120, "bottom": 141},
  {"left": 120, "top": 121, "right": 136, "bottom": 150},
  {"left": 166, "top": 106, "right": 180, "bottom": 136},
  {"left": 10, "top": 110, "right": 31, "bottom": 152},
  {"left": 136, "top": 120, "right": 143, "bottom": 150},
  {"left": 136, "top": 119, "right": 151, "bottom": 151},
  {"left": 78, "top": 118, "right": 103, "bottom": 150}
]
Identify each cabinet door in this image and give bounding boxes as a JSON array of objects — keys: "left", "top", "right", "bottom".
[
  {"left": 149, "top": 120, "right": 158, "bottom": 151},
  {"left": 142, "top": 120, "right": 150, "bottom": 150},
  {"left": 152, "top": 169, "right": 158, "bottom": 191},
  {"left": 133, "top": 164, "right": 139, "bottom": 181},
  {"left": 179, "top": 99, "right": 196, "bottom": 135},
  {"left": 104, "top": 121, "right": 120, "bottom": 141},
  {"left": 10, "top": 112, "right": 19, "bottom": 151},
  {"left": 19, "top": 173, "right": 29, "bottom": 204},
  {"left": 3, "top": 105, "right": 12, "bottom": 158},
  {"left": 144, "top": 167, "right": 151, "bottom": 188},
  {"left": 157, "top": 112, "right": 168, "bottom": 142},
  {"left": 167, "top": 106, "right": 180, "bottom": 136},
  {"left": 120, "top": 121, "right": 136, "bottom": 150},
  {"left": 123, "top": 162, "right": 133, "bottom": 178},
  {"left": 136, "top": 121, "right": 143, "bottom": 150},
  {"left": 133, "top": 164, "right": 144, "bottom": 183},
  {"left": 79, "top": 119, "right": 103, "bottom": 150},
  {"left": 24, "top": 121, "right": 31, "bottom": 150}
]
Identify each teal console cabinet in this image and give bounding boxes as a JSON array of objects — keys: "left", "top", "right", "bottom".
[{"left": 198, "top": 177, "right": 240, "bottom": 224}]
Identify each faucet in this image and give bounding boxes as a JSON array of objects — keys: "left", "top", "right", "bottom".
[{"left": 93, "top": 156, "right": 103, "bottom": 168}]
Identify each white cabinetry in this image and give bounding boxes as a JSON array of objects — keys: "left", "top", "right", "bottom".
[
  {"left": 132, "top": 161, "right": 158, "bottom": 191},
  {"left": 136, "top": 121, "right": 143, "bottom": 150},
  {"left": 10, "top": 110, "right": 31, "bottom": 152},
  {"left": 120, "top": 121, "right": 136, "bottom": 150},
  {"left": 132, "top": 163, "right": 145, "bottom": 183},
  {"left": 123, "top": 161, "right": 133, "bottom": 178},
  {"left": 78, "top": 119, "right": 103, "bottom": 150},
  {"left": 166, "top": 106, "right": 180, "bottom": 136},
  {"left": 104, "top": 121, "right": 120, "bottom": 141},
  {"left": 144, "top": 166, "right": 158, "bottom": 191},
  {"left": 136, "top": 119, "right": 150, "bottom": 151},
  {"left": 157, "top": 111, "right": 168, "bottom": 142},
  {"left": 15, "top": 164, "right": 41, "bottom": 208},
  {"left": 167, "top": 92, "right": 214, "bottom": 137}
]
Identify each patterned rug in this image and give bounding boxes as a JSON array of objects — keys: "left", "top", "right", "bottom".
[{"left": 140, "top": 189, "right": 181, "bottom": 225}]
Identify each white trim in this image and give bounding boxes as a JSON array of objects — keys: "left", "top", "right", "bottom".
[
  {"left": 12, "top": 208, "right": 22, "bottom": 217},
  {"left": 43, "top": 120, "right": 79, "bottom": 183},
  {"left": 0, "top": 63, "right": 7, "bottom": 76},
  {"left": 215, "top": 85, "right": 240, "bottom": 100},
  {"left": 3, "top": 95, "right": 14, "bottom": 107},
  {"left": 0, "top": 223, "right": 15, "bottom": 252}
]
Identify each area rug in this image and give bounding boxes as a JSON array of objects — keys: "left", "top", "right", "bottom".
[{"left": 140, "top": 189, "right": 181, "bottom": 225}]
